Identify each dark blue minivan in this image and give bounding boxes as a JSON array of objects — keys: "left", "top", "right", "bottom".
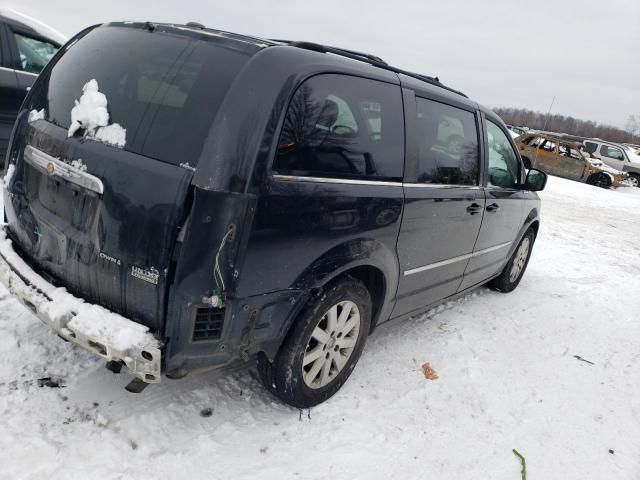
[{"left": 1, "top": 22, "right": 547, "bottom": 407}]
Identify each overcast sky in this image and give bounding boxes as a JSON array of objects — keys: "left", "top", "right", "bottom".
[{"left": 6, "top": 0, "right": 639, "bottom": 128}]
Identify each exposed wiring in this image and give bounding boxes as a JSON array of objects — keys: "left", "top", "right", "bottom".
[{"left": 214, "top": 227, "right": 235, "bottom": 292}]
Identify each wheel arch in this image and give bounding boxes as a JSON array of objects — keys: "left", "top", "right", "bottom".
[
  {"left": 293, "top": 238, "right": 398, "bottom": 332},
  {"left": 255, "top": 238, "right": 398, "bottom": 363},
  {"left": 325, "top": 264, "right": 387, "bottom": 333},
  {"left": 502, "top": 208, "right": 540, "bottom": 266}
]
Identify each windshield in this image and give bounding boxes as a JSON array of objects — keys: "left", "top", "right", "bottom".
[{"left": 27, "top": 25, "right": 254, "bottom": 166}]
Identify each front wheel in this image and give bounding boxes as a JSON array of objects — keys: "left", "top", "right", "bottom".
[
  {"left": 586, "top": 173, "right": 612, "bottom": 189},
  {"left": 258, "top": 276, "right": 371, "bottom": 408},
  {"left": 488, "top": 230, "right": 535, "bottom": 293}
]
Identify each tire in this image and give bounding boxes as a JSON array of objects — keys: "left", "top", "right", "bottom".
[
  {"left": 488, "top": 229, "right": 535, "bottom": 293},
  {"left": 586, "top": 173, "right": 612, "bottom": 189},
  {"left": 257, "top": 276, "right": 371, "bottom": 408},
  {"left": 628, "top": 173, "right": 640, "bottom": 188}
]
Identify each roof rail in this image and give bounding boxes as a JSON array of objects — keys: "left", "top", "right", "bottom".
[
  {"left": 272, "top": 40, "right": 388, "bottom": 65},
  {"left": 186, "top": 21, "right": 206, "bottom": 29},
  {"left": 270, "top": 39, "right": 467, "bottom": 98}
]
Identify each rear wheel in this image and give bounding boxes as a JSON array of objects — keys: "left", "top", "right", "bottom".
[
  {"left": 488, "top": 230, "right": 535, "bottom": 293},
  {"left": 586, "top": 173, "right": 612, "bottom": 189},
  {"left": 628, "top": 173, "right": 640, "bottom": 188},
  {"left": 257, "top": 276, "right": 371, "bottom": 408}
]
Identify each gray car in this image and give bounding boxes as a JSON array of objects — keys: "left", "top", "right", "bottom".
[{"left": 583, "top": 139, "right": 640, "bottom": 187}]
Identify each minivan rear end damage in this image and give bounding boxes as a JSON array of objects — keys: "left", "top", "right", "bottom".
[
  {"left": 1, "top": 21, "right": 267, "bottom": 389},
  {"left": 0, "top": 229, "right": 161, "bottom": 388}
]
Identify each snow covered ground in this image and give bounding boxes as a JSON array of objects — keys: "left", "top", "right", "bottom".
[{"left": 1, "top": 177, "right": 639, "bottom": 480}]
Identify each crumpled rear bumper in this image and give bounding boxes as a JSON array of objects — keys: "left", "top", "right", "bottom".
[{"left": 0, "top": 227, "right": 161, "bottom": 384}]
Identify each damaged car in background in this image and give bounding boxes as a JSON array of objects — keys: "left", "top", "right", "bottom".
[
  {"left": 516, "top": 133, "right": 628, "bottom": 189},
  {"left": 1, "top": 21, "right": 547, "bottom": 408}
]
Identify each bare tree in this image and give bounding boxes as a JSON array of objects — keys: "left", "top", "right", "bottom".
[
  {"left": 494, "top": 107, "right": 635, "bottom": 144},
  {"left": 625, "top": 115, "right": 638, "bottom": 143}
]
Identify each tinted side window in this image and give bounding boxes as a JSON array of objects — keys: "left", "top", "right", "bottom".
[
  {"left": 13, "top": 32, "right": 59, "bottom": 74},
  {"left": 486, "top": 120, "right": 520, "bottom": 189},
  {"left": 584, "top": 141, "right": 598, "bottom": 153},
  {"left": 415, "top": 98, "right": 479, "bottom": 185},
  {"left": 274, "top": 74, "right": 404, "bottom": 180},
  {"left": 600, "top": 145, "right": 624, "bottom": 160}
]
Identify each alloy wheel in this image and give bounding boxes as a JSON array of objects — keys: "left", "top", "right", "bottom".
[
  {"left": 509, "top": 237, "right": 531, "bottom": 283},
  {"left": 302, "top": 300, "right": 361, "bottom": 389}
]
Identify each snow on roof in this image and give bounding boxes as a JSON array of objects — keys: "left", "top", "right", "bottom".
[{"left": 0, "top": 8, "right": 67, "bottom": 45}]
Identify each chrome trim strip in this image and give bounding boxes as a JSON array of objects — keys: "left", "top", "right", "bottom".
[
  {"left": 272, "top": 174, "right": 402, "bottom": 187},
  {"left": 402, "top": 183, "right": 482, "bottom": 190},
  {"left": 476, "top": 241, "right": 513, "bottom": 256},
  {"left": 271, "top": 175, "right": 486, "bottom": 189},
  {"left": 24, "top": 145, "right": 104, "bottom": 195},
  {"left": 0, "top": 65, "right": 38, "bottom": 77},
  {"left": 15, "top": 69, "right": 39, "bottom": 78},
  {"left": 403, "top": 241, "right": 513, "bottom": 276},
  {"left": 404, "top": 252, "right": 472, "bottom": 276}
]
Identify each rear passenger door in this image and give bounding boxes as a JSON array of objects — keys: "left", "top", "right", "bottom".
[
  {"left": 459, "top": 118, "right": 525, "bottom": 290},
  {"left": 391, "top": 93, "right": 485, "bottom": 318},
  {"left": 557, "top": 143, "right": 587, "bottom": 180},
  {"left": 242, "top": 74, "right": 405, "bottom": 306}
]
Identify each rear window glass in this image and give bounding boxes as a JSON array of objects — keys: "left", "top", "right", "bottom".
[
  {"left": 28, "top": 25, "right": 253, "bottom": 166},
  {"left": 274, "top": 74, "right": 404, "bottom": 180}
]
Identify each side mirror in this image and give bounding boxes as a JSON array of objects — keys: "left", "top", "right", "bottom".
[{"left": 524, "top": 168, "right": 547, "bottom": 191}]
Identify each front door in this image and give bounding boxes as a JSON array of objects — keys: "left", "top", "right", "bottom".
[
  {"left": 597, "top": 144, "right": 626, "bottom": 171},
  {"left": 556, "top": 143, "right": 587, "bottom": 181},
  {"left": 530, "top": 137, "right": 558, "bottom": 172},
  {"left": 392, "top": 95, "right": 484, "bottom": 318},
  {"left": 459, "top": 118, "right": 525, "bottom": 290}
]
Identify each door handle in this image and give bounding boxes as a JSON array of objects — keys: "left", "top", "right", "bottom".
[
  {"left": 486, "top": 203, "right": 500, "bottom": 212},
  {"left": 466, "top": 203, "right": 483, "bottom": 215}
]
